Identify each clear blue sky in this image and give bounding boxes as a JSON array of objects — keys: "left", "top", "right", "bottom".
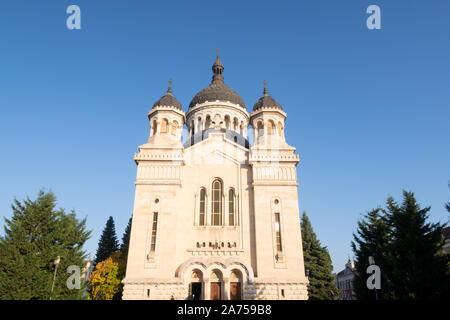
[{"left": 0, "top": 0, "right": 449, "bottom": 273}]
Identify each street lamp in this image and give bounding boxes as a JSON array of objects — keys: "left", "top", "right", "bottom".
[{"left": 50, "top": 256, "right": 61, "bottom": 300}]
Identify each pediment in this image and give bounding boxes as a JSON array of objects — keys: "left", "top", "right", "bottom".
[{"left": 183, "top": 132, "right": 248, "bottom": 165}]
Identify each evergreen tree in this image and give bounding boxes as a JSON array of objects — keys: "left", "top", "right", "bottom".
[
  {"left": 0, "top": 190, "right": 91, "bottom": 300},
  {"left": 446, "top": 182, "right": 450, "bottom": 214},
  {"left": 351, "top": 208, "right": 393, "bottom": 300},
  {"left": 386, "top": 191, "right": 450, "bottom": 299},
  {"left": 115, "top": 216, "right": 132, "bottom": 300},
  {"left": 352, "top": 191, "right": 450, "bottom": 300},
  {"left": 120, "top": 217, "right": 132, "bottom": 258},
  {"left": 301, "top": 212, "right": 339, "bottom": 300},
  {"left": 94, "top": 216, "right": 119, "bottom": 265}
]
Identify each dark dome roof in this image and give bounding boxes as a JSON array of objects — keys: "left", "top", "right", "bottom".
[
  {"left": 152, "top": 80, "right": 182, "bottom": 110},
  {"left": 253, "top": 81, "right": 282, "bottom": 111},
  {"left": 189, "top": 53, "right": 246, "bottom": 109},
  {"left": 189, "top": 81, "right": 246, "bottom": 109}
]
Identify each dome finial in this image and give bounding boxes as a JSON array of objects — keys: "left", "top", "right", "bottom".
[
  {"left": 263, "top": 80, "right": 268, "bottom": 96},
  {"left": 167, "top": 78, "right": 173, "bottom": 95},
  {"left": 212, "top": 48, "right": 224, "bottom": 83}
]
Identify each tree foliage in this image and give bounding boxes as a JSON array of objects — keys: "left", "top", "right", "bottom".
[
  {"left": 0, "top": 190, "right": 91, "bottom": 300},
  {"left": 351, "top": 208, "right": 393, "bottom": 299},
  {"left": 446, "top": 182, "right": 450, "bottom": 214},
  {"left": 352, "top": 191, "right": 450, "bottom": 300},
  {"left": 88, "top": 251, "right": 122, "bottom": 300},
  {"left": 301, "top": 212, "right": 339, "bottom": 300},
  {"left": 94, "top": 216, "right": 119, "bottom": 265}
]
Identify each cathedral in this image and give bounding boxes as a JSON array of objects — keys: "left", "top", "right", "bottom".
[{"left": 122, "top": 53, "right": 309, "bottom": 300}]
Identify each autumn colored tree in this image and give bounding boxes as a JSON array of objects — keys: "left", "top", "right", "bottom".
[{"left": 88, "top": 251, "right": 122, "bottom": 300}]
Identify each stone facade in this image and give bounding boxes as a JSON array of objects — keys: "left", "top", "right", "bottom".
[{"left": 122, "top": 55, "right": 309, "bottom": 300}]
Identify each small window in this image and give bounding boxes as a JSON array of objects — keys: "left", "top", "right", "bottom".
[
  {"left": 199, "top": 188, "right": 206, "bottom": 226},
  {"left": 275, "top": 212, "right": 282, "bottom": 252},
  {"left": 150, "top": 212, "right": 158, "bottom": 251},
  {"left": 228, "top": 188, "right": 235, "bottom": 226}
]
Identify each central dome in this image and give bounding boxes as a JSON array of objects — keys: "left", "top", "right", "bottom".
[{"left": 188, "top": 52, "right": 246, "bottom": 110}]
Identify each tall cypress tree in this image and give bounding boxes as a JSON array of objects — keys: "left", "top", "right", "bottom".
[
  {"left": 386, "top": 191, "right": 450, "bottom": 299},
  {"left": 94, "top": 216, "right": 119, "bottom": 265},
  {"left": 0, "top": 190, "right": 91, "bottom": 300},
  {"left": 301, "top": 212, "right": 339, "bottom": 300}
]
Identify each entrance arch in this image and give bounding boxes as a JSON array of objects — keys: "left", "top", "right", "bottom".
[
  {"left": 229, "top": 270, "right": 242, "bottom": 300},
  {"left": 210, "top": 270, "right": 223, "bottom": 300},
  {"left": 189, "top": 269, "right": 203, "bottom": 300}
]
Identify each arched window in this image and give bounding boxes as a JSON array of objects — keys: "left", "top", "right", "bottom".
[
  {"left": 228, "top": 188, "right": 235, "bottom": 226},
  {"left": 267, "top": 120, "right": 275, "bottom": 135},
  {"left": 152, "top": 119, "right": 157, "bottom": 135},
  {"left": 277, "top": 122, "right": 283, "bottom": 138},
  {"left": 257, "top": 121, "right": 264, "bottom": 139},
  {"left": 171, "top": 120, "right": 178, "bottom": 135},
  {"left": 233, "top": 118, "right": 239, "bottom": 131},
  {"left": 211, "top": 179, "right": 222, "bottom": 226},
  {"left": 199, "top": 188, "right": 206, "bottom": 226},
  {"left": 161, "top": 119, "right": 168, "bottom": 133},
  {"left": 205, "top": 115, "right": 211, "bottom": 129},
  {"left": 197, "top": 117, "right": 202, "bottom": 132},
  {"left": 224, "top": 115, "right": 231, "bottom": 130}
]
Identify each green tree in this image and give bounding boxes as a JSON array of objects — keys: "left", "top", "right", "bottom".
[
  {"left": 115, "top": 216, "right": 132, "bottom": 300},
  {"left": 386, "top": 191, "right": 450, "bottom": 299},
  {"left": 445, "top": 182, "right": 450, "bottom": 214},
  {"left": 0, "top": 190, "right": 91, "bottom": 300},
  {"left": 301, "top": 212, "right": 339, "bottom": 300},
  {"left": 120, "top": 217, "right": 132, "bottom": 260},
  {"left": 351, "top": 208, "right": 393, "bottom": 300},
  {"left": 94, "top": 216, "right": 119, "bottom": 265},
  {"left": 352, "top": 191, "right": 450, "bottom": 300}
]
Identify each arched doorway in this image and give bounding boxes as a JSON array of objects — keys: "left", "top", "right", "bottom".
[
  {"left": 229, "top": 270, "right": 242, "bottom": 300},
  {"left": 189, "top": 270, "right": 203, "bottom": 300},
  {"left": 210, "top": 270, "right": 222, "bottom": 300}
]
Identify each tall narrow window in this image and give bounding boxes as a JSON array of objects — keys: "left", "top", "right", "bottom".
[
  {"left": 274, "top": 212, "right": 282, "bottom": 252},
  {"left": 199, "top": 188, "right": 206, "bottom": 226},
  {"left": 150, "top": 212, "right": 158, "bottom": 251},
  {"left": 211, "top": 179, "right": 222, "bottom": 226},
  {"left": 228, "top": 188, "right": 235, "bottom": 226},
  {"left": 267, "top": 121, "right": 274, "bottom": 135},
  {"left": 161, "top": 119, "right": 168, "bottom": 133},
  {"left": 152, "top": 120, "right": 157, "bottom": 135}
]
